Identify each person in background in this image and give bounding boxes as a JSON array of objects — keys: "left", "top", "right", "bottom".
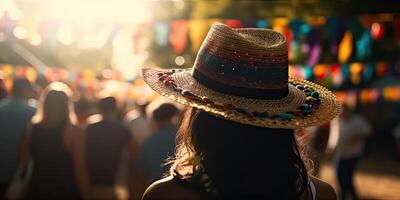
[
  {"left": 125, "top": 100, "right": 152, "bottom": 147},
  {"left": 86, "top": 96, "right": 143, "bottom": 199},
  {"left": 140, "top": 101, "right": 179, "bottom": 182},
  {"left": 0, "top": 72, "right": 8, "bottom": 100},
  {"left": 330, "top": 104, "right": 372, "bottom": 200},
  {"left": 75, "top": 97, "right": 93, "bottom": 126},
  {"left": 392, "top": 123, "right": 400, "bottom": 160},
  {"left": 18, "top": 82, "right": 89, "bottom": 199},
  {"left": 0, "top": 78, "right": 36, "bottom": 197}
]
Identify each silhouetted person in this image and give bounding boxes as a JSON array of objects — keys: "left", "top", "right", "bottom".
[
  {"left": 18, "top": 82, "right": 88, "bottom": 199},
  {"left": 86, "top": 96, "right": 133, "bottom": 199},
  {"left": 75, "top": 98, "right": 93, "bottom": 126},
  {"left": 0, "top": 72, "right": 7, "bottom": 100},
  {"left": 393, "top": 123, "right": 400, "bottom": 160},
  {"left": 0, "top": 78, "right": 36, "bottom": 197},
  {"left": 331, "top": 105, "right": 372, "bottom": 200},
  {"left": 125, "top": 100, "right": 152, "bottom": 147},
  {"left": 140, "top": 102, "right": 179, "bottom": 182}
]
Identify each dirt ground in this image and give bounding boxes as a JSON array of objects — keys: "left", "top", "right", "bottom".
[{"left": 319, "top": 154, "right": 400, "bottom": 200}]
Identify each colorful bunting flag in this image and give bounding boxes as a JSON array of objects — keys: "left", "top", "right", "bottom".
[
  {"left": 223, "top": 19, "right": 242, "bottom": 28},
  {"left": 169, "top": 20, "right": 189, "bottom": 55},
  {"left": 189, "top": 19, "right": 209, "bottom": 52},
  {"left": 338, "top": 31, "right": 353, "bottom": 64},
  {"left": 154, "top": 22, "right": 169, "bottom": 47}
]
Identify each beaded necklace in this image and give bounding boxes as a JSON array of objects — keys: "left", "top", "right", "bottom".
[{"left": 183, "top": 155, "right": 218, "bottom": 197}]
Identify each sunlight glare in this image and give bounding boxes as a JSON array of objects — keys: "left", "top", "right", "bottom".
[{"left": 30, "top": 0, "right": 152, "bottom": 24}]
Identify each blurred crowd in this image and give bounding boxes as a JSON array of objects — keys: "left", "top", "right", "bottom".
[
  {"left": 0, "top": 77, "right": 397, "bottom": 200},
  {"left": 0, "top": 77, "right": 183, "bottom": 199}
]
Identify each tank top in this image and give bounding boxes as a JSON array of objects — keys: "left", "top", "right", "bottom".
[
  {"left": 27, "top": 123, "right": 81, "bottom": 200},
  {"left": 308, "top": 180, "right": 317, "bottom": 200}
]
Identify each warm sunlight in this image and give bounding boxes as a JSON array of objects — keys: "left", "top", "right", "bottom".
[
  {"left": 21, "top": 0, "right": 152, "bottom": 24},
  {"left": 4, "top": 0, "right": 154, "bottom": 80}
]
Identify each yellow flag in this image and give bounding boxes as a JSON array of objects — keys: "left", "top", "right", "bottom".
[
  {"left": 189, "top": 19, "right": 209, "bottom": 52},
  {"left": 350, "top": 62, "right": 363, "bottom": 85},
  {"left": 338, "top": 31, "right": 353, "bottom": 64},
  {"left": 26, "top": 67, "right": 37, "bottom": 82}
]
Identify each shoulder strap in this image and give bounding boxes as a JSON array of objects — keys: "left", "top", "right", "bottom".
[{"left": 308, "top": 180, "right": 317, "bottom": 200}]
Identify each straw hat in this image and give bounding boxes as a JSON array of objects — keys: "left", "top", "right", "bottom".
[{"left": 142, "top": 23, "right": 341, "bottom": 129}]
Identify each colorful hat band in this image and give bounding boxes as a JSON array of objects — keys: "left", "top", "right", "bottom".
[{"left": 192, "top": 68, "right": 289, "bottom": 100}]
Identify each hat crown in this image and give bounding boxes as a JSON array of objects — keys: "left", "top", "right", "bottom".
[
  {"left": 212, "top": 23, "right": 287, "bottom": 50},
  {"left": 192, "top": 23, "right": 289, "bottom": 100}
]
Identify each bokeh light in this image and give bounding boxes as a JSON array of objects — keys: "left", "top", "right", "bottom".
[{"left": 174, "top": 56, "right": 185, "bottom": 66}]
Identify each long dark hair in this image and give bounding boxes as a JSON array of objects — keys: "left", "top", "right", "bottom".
[
  {"left": 170, "top": 108, "right": 310, "bottom": 199},
  {"left": 32, "top": 82, "right": 76, "bottom": 126}
]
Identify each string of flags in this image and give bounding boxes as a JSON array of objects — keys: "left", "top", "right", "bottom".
[
  {"left": 1, "top": 60, "right": 398, "bottom": 87},
  {"left": 336, "top": 86, "right": 400, "bottom": 107},
  {"left": 1, "top": 14, "right": 399, "bottom": 64},
  {"left": 289, "top": 61, "right": 400, "bottom": 87},
  {"left": 1, "top": 14, "right": 399, "bottom": 104},
  {"left": 1, "top": 62, "right": 400, "bottom": 103}
]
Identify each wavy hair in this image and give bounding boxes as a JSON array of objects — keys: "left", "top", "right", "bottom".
[{"left": 169, "top": 107, "right": 311, "bottom": 198}]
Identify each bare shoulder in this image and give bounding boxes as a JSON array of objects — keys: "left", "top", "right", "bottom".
[
  {"left": 142, "top": 176, "right": 203, "bottom": 200},
  {"left": 142, "top": 177, "right": 174, "bottom": 200},
  {"left": 310, "top": 176, "right": 337, "bottom": 200}
]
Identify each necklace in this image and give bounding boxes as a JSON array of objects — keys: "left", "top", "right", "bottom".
[{"left": 188, "top": 155, "right": 218, "bottom": 196}]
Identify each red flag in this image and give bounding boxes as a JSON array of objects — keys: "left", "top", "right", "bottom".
[{"left": 169, "top": 20, "right": 189, "bottom": 55}]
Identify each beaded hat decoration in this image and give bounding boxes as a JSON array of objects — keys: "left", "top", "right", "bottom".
[{"left": 142, "top": 23, "right": 341, "bottom": 129}]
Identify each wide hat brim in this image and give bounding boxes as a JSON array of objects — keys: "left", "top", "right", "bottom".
[{"left": 142, "top": 68, "right": 341, "bottom": 129}]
